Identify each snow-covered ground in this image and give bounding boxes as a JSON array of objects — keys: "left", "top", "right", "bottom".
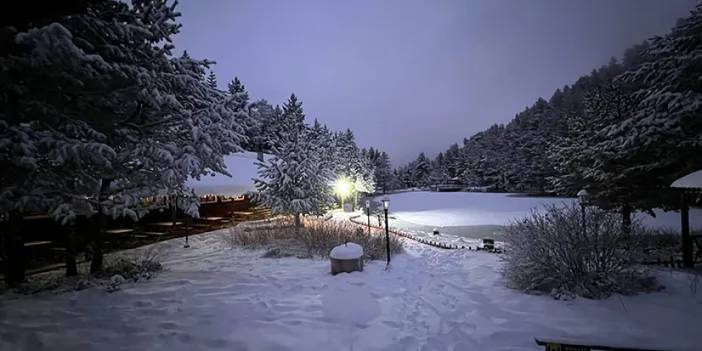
[
  {"left": 375, "top": 191, "right": 702, "bottom": 242},
  {"left": 2, "top": 228, "right": 701, "bottom": 351}
]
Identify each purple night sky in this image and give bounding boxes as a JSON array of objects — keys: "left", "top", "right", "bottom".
[{"left": 173, "top": 0, "right": 696, "bottom": 165}]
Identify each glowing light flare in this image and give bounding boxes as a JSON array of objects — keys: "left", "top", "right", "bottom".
[{"left": 333, "top": 177, "right": 353, "bottom": 200}]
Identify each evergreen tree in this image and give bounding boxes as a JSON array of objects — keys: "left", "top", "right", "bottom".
[
  {"left": 254, "top": 98, "right": 333, "bottom": 228},
  {"left": 206, "top": 70, "right": 218, "bottom": 89}
]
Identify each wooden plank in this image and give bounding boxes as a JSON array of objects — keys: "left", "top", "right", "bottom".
[
  {"left": 139, "top": 231, "right": 168, "bottom": 237},
  {"left": 105, "top": 228, "right": 134, "bottom": 235},
  {"left": 149, "top": 221, "right": 183, "bottom": 227},
  {"left": 23, "top": 214, "right": 51, "bottom": 220},
  {"left": 201, "top": 216, "right": 225, "bottom": 221},
  {"left": 24, "top": 240, "right": 52, "bottom": 248},
  {"left": 26, "top": 263, "right": 65, "bottom": 275}
]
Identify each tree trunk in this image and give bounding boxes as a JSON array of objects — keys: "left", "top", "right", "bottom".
[
  {"left": 171, "top": 194, "right": 177, "bottom": 229},
  {"left": 65, "top": 220, "right": 77, "bottom": 277},
  {"left": 294, "top": 213, "right": 301, "bottom": 228},
  {"left": 621, "top": 203, "right": 632, "bottom": 236},
  {"left": 90, "top": 178, "right": 111, "bottom": 274},
  {"left": 2, "top": 211, "right": 25, "bottom": 286},
  {"left": 681, "top": 192, "right": 693, "bottom": 268}
]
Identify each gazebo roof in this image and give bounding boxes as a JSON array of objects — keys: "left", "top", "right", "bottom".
[{"left": 671, "top": 170, "right": 702, "bottom": 189}]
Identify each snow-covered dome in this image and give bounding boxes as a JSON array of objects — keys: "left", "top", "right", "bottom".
[
  {"left": 671, "top": 170, "right": 702, "bottom": 189},
  {"left": 330, "top": 242, "right": 363, "bottom": 260}
]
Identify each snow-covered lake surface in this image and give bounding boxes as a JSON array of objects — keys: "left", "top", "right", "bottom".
[
  {"left": 1, "top": 229, "right": 700, "bottom": 350},
  {"left": 377, "top": 191, "right": 702, "bottom": 241}
]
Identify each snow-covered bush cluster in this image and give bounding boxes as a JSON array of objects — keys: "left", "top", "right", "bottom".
[
  {"left": 228, "top": 219, "right": 402, "bottom": 261},
  {"left": 502, "top": 204, "right": 659, "bottom": 299},
  {"left": 5, "top": 249, "right": 162, "bottom": 295}
]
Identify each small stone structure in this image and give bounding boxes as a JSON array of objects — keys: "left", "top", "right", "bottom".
[{"left": 330, "top": 242, "right": 363, "bottom": 275}]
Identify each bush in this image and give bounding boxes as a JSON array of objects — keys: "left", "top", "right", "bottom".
[
  {"left": 502, "top": 203, "right": 658, "bottom": 299},
  {"left": 100, "top": 249, "right": 163, "bottom": 282},
  {"left": 300, "top": 220, "right": 403, "bottom": 260},
  {"left": 228, "top": 218, "right": 403, "bottom": 261}
]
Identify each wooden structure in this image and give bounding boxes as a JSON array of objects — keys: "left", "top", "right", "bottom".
[
  {"left": 671, "top": 170, "right": 702, "bottom": 268},
  {"left": 330, "top": 243, "right": 364, "bottom": 275}
]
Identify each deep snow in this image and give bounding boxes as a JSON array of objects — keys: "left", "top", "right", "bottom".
[
  {"left": 377, "top": 192, "right": 701, "bottom": 242},
  {"left": 1, "top": 227, "right": 701, "bottom": 351}
]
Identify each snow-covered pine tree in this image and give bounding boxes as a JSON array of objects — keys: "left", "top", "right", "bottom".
[
  {"left": 614, "top": 5, "right": 702, "bottom": 208},
  {"left": 368, "top": 148, "right": 392, "bottom": 193},
  {"left": 254, "top": 95, "right": 333, "bottom": 228},
  {"left": 206, "top": 70, "right": 218, "bottom": 89},
  {"left": 411, "top": 153, "right": 431, "bottom": 187},
  {"left": 0, "top": 0, "right": 247, "bottom": 273},
  {"left": 247, "top": 99, "right": 277, "bottom": 155}
]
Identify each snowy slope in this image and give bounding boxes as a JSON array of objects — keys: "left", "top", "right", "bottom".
[
  {"left": 1, "top": 229, "right": 701, "bottom": 351},
  {"left": 186, "top": 152, "right": 265, "bottom": 196}
]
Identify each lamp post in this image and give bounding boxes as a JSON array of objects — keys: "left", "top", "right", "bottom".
[
  {"left": 365, "top": 200, "right": 371, "bottom": 236},
  {"left": 577, "top": 189, "right": 589, "bottom": 237},
  {"left": 382, "top": 198, "right": 390, "bottom": 266}
]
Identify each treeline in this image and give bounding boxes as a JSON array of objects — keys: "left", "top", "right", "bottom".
[
  {"left": 206, "top": 73, "right": 393, "bottom": 221},
  {"left": 393, "top": 7, "right": 702, "bottom": 214}
]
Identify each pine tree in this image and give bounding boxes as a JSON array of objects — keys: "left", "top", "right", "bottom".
[
  {"left": 411, "top": 153, "right": 431, "bottom": 187},
  {"left": 254, "top": 97, "right": 333, "bottom": 228},
  {"left": 614, "top": 5, "right": 702, "bottom": 208},
  {"left": 206, "top": 70, "right": 218, "bottom": 89}
]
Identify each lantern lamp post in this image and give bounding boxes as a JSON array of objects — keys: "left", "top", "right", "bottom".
[
  {"left": 365, "top": 200, "right": 371, "bottom": 235},
  {"left": 382, "top": 198, "right": 390, "bottom": 266},
  {"left": 577, "top": 189, "right": 589, "bottom": 236}
]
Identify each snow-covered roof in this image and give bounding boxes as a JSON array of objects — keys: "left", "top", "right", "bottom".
[
  {"left": 671, "top": 170, "right": 702, "bottom": 189},
  {"left": 187, "top": 152, "right": 266, "bottom": 196}
]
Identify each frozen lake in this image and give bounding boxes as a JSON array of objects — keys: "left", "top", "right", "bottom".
[{"left": 379, "top": 191, "right": 701, "bottom": 241}]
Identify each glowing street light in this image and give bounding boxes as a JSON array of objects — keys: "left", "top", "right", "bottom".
[
  {"left": 334, "top": 178, "right": 353, "bottom": 209},
  {"left": 333, "top": 177, "right": 353, "bottom": 209}
]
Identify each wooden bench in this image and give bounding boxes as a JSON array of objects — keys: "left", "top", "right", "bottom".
[{"left": 535, "top": 338, "right": 665, "bottom": 351}]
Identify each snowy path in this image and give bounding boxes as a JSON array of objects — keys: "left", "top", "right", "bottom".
[{"left": 1, "top": 229, "right": 701, "bottom": 351}]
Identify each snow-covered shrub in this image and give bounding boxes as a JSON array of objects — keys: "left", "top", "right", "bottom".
[
  {"left": 632, "top": 229, "right": 681, "bottom": 264},
  {"left": 502, "top": 203, "right": 658, "bottom": 299},
  {"left": 100, "top": 249, "right": 162, "bottom": 284},
  {"left": 227, "top": 225, "right": 286, "bottom": 247},
  {"left": 299, "top": 220, "right": 403, "bottom": 261}
]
